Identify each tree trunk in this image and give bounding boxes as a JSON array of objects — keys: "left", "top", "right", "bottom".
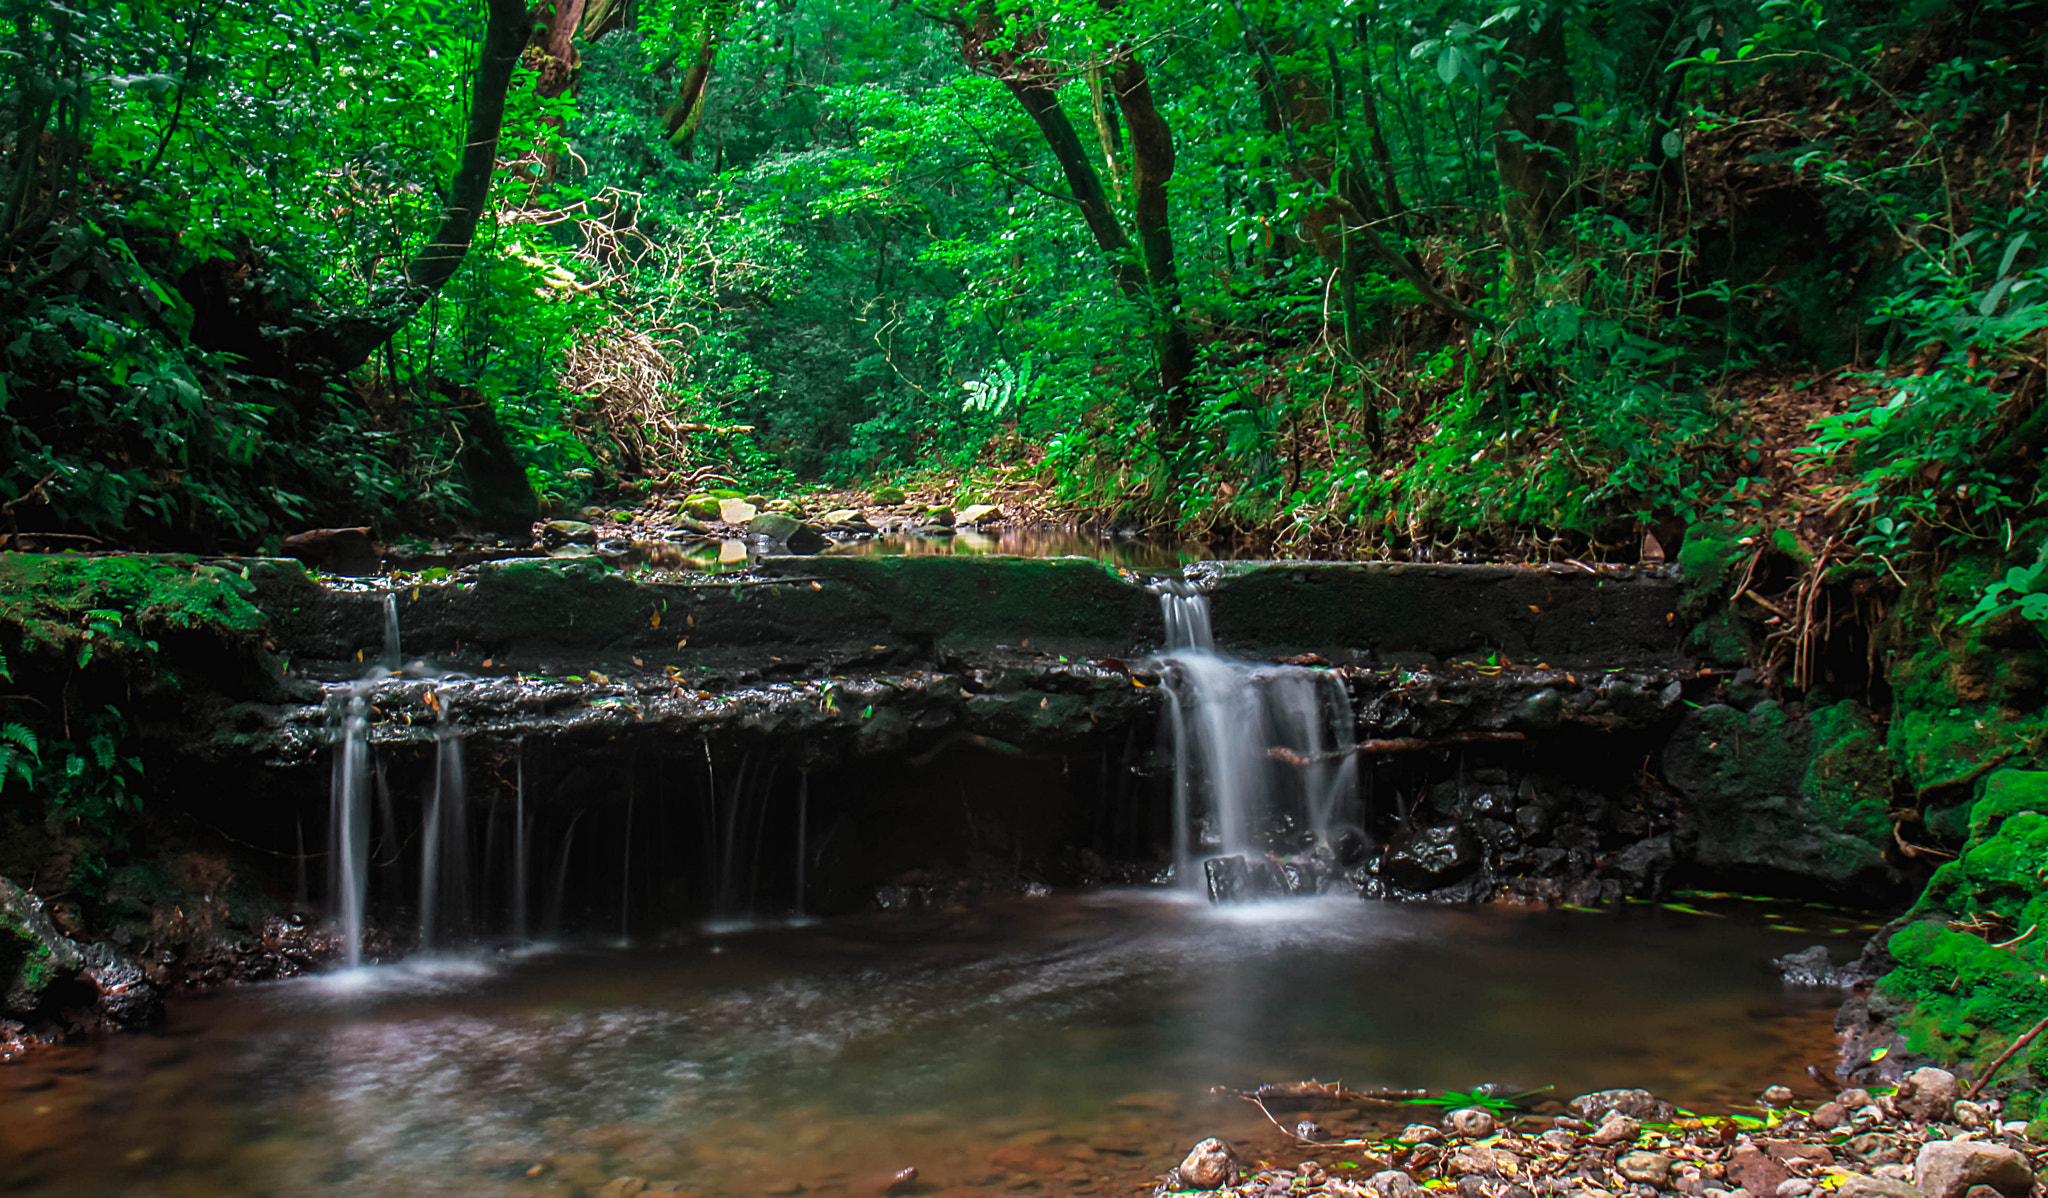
[
  {"left": 1111, "top": 48, "right": 1194, "bottom": 418},
  {"left": 1002, "top": 76, "right": 1146, "bottom": 297},
  {"left": 1350, "top": 15, "right": 1409, "bottom": 234},
  {"left": 662, "top": 31, "right": 721, "bottom": 158},
  {"left": 1492, "top": 8, "right": 1577, "bottom": 289},
  {"left": 524, "top": 0, "right": 588, "bottom": 194},
  {"left": 304, "top": 0, "right": 530, "bottom": 372}
]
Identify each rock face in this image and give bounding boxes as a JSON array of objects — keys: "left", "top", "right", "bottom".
[
  {"left": 1914, "top": 1140, "right": 2034, "bottom": 1198},
  {"left": 1662, "top": 700, "right": 1898, "bottom": 894}
]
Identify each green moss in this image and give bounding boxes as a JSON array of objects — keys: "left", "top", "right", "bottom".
[
  {"left": 1677, "top": 522, "right": 1741, "bottom": 617},
  {"left": 1969, "top": 770, "right": 2048, "bottom": 839},
  {"left": 0, "top": 553, "right": 269, "bottom": 667},
  {"left": 871, "top": 486, "right": 907, "bottom": 505},
  {"left": 1885, "top": 565, "right": 2048, "bottom": 793},
  {"left": 1805, "top": 701, "right": 1892, "bottom": 845}
]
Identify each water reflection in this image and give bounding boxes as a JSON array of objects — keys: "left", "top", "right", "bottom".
[{"left": 0, "top": 895, "right": 1856, "bottom": 1197}]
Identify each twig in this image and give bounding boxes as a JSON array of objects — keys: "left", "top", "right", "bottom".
[{"left": 1964, "top": 1013, "right": 2048, "bottom": 1100}]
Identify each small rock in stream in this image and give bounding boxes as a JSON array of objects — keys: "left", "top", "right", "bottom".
[
  {"left": 1760, "top": 1085, "right": 1796, "bottom": 1105},
  {"left": 1176, "top": 1138, "right": 1236, "bottom": 1189},
  {"left": 1444, "top": 1108, "right": 1498, "bottom": 1138},
  {"left": 1568, "top": 1089, "right": 1674, "bottom": 1123},
  {"left": 1618, "top": 1152, "right": 1675, "bottom": 1185},
  {"left": 1812, "top": 1103, "right": 1850, "bottom": 1130},
  {"left": 1367, "top": 1169, "right": 1422, "bottom": 1198},
  {"left": 1950, "top": 1100, "right": 1992, "bottom": 1130}
]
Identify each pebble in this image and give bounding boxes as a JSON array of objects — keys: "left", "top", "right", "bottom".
[
  {"left": 1178, "top": 1138, "right": 1235, "bottom": 1189},
  {"left": 1588, "top": 1113, "right": 1642, "bottom": 1146},
  {"left": 1618, "top": 1152, "right": 1675, "bottom": 1185},
  {"left": 1950, "top": 1101, "right": 1992, "bottom": 1131},
  {"left": 1569, "top": 1089, "right": 1672, "bottom": 1123},
  {"left": 1401, "top": 1124, "right": 1447, "bottom": 1144},
  {"left": 1761, "top": 1086, "right": 1796, "bottom": 1105},
  {"left": 1837, "top": 1176, "right": 1924, "bottom": 1198},
  {"left": 1445, "top": 1108, "right": 1499, "bottom": 1139},
  {"left": 1813, "top": 1103, "right": 1850, "bottom": 1130},
  {"left": 1778, "top": 1182, "right": 1815, "bottom": 1197},
  {"left": 1914, "top": 1139, "right": 2035, "bottom": 1198},
  {"left": 1368, "top": 1170, "right": 1422, "bottom": 1198}
]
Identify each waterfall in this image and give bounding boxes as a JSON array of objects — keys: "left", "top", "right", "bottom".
[
  {"left": 513, "top": 744, "right": 528, "bottom": 944},
  {"left": 379, "top": 593, "right": 401, "bottom": 671},
  {"left": 327, "top": 685, "right": 371, "bottom": 966},
  {"left": 1152, "top": 581, "right": 1359, "bottom": 898},
  {"left": 417, "top": 691, "right": 469, "bottom": 949}
]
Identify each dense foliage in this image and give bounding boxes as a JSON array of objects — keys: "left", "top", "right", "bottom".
[{"left": 1, "top": 0, "right": 2040, "bottom": 561}]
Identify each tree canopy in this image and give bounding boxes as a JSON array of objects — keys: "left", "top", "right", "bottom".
[{"left": 2, "top": 0, "right": 2044, "bottom": 569}]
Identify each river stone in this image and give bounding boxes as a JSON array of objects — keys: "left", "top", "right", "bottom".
[
  {"left": 1730, "top": 1144, "right": 1792, "bottom": 1195},
  {"left": 1368, "top": 1170, "right": 1422, "bottom": 1198},
  {"left": 1838, "top": 1176, "right": 1924, "bottom": 1198},
  {"left": 671, "top": 515, "right": 711, "bottom": 535},
  {"left": 747, "top": 513, "right": 803, "bottom": 540},
  {"left": 1569, "top": 1089, "right": 1674, "bottom": 1122},
  {"left": 1812, "top": 1102, "right": 1850, "bottom": 1129},
  {"left": 540, "top": 519, "right": 597, "bottom": 548},
  {"left": 957, "top": 503, "right": 1001, "bottom": 525},
  {"left": 1619, "top": 1152, "right": 1675, "bottom": 1185},
  {"left": 1845, "top": 1135, "right": 1910, "bottom": 1166},
  {"left": 871, "top": 486, "right": 906, "bottom": 504},
  {"left": 820, "top": 508, "right": 862, "bottom": 525},
  {"left": 1383, "top": 825, "right": 1479, "bottom": 890},
  {"left": 1896, "top": 1067, "right": 1959, "bottom": 1122},
  {"left": 923, "top": 506, "right": 956, "bottom": 527},
  {"left": 680, "top": 494, "right": 720, "bottom": 520},
  {"left": 1587, "top": 1112, "right": 1641, "bottom": 1146},
  {"left": 1838, "top": 1089, "right": 1873, "bottom": 1108},
  {"left": 1760, "top": 1085, "right": 1796, "bottom": 1105},
  {"left": 716, "top": 497, "right": 756, "bottom": 523},
  {"left": 597, "top": 1179, "right": 648, "bottom": 1198},
  {"left": 1915, "top": 1140, "right": 2033, "bottom": 1198},
  {"left": 1950, "top": 1100, "right": 1992, "bottom": 1130},
  {"left": 83, "top": 942, "right": 161, "bottom": 1029},
  {"left": 1443, "top": 1108, "right": 1497, "bottom": 1138},
  {"left": 1779, "top": 1183, "right": 1815, "bottom": 1198},
  {"left": 1177, "top": 1138, "right": 1235, "bottom": 1188},
  {"left": 1399, "top": 1124, "right": 1444, "bottom": 1144}
]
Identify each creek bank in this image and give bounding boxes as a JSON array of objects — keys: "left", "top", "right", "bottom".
[{"left": 1149, "top": 1072, "right": 2045, "bottom": 1198}]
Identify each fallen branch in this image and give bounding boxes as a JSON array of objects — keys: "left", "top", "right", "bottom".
[{"left": 1964, "top": 1013, "right": 2048, "bottom": 1100}]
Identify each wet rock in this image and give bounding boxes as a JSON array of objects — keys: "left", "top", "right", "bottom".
[
  {"left": 957, "top": 504, "right": 1002, "bottom": 525},
  {"left": 718, "top": 497, "right": 758, "bottom": 523},
  {"left": 0, "top": 877, "right": 84, "bottom": 1014},
  {"left": 1760, "top": 1085, "right": 1796, "bottom": 1105},
  {"left": 1838, "top": 1176, "right": 1924, "bottom": 1198},
  {"left": 1775, "top": 945, "right": 1857, "bottom": 987},
  {"left": 1588, "top": 1113, "right": 1642, "bottom": 1146},
  {"left": 747, "top": 513, "right": 826, "bottom": 552},
  {"left": 1619, "top": 1152, "right": 1675, "bottom": 1185},
  {"left": 1895, "top": 1067, "right": 1959, "bottom": 1122},
  {"left": 1177, "top": 1138, "right": 1235, "bottom": 1189},
  {"left": 540, "top": 520, "right": 597, "bottom": 549},
  {"left": 1568, "top": 1089, "right": 1674, "bottom": 1123},
  {"left": 1444, "top": 1108, "right": 1498, "bottom": 1138},
  {"left": 83, "top": 943, "right": 162, "bottom": 1029},
  {"left": 1399, "top": 1124, "right": 1445, "bottom": 1144},
  {"left": 1813, "top": 1103, "right": 1850, "bottom": 1130},
  {"left": 1914, "top": 1140, "right": 2033, "bottom": 1198},
  {"left": 1383, "top": 825, "right": 1479, "bottom": 890},
  {"left": 680, "top": 494, "right": 721, "bottom": 520},
  {"left": 1204, "top": 855, "right": 1254, "bottom": 903},
  {"left": 820, "top": 508, "right": 864, "bottom": 525}
]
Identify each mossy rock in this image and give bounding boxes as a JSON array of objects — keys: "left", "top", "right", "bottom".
[
  {"left": 0, "top": 877, "right": 83, "bottom": 1014},
  {"left": 707, "top": 489, "right": 744, "bottom": 501},
  {"left": 1887, "top": 559, "right": 2048, "bottom": 793},
  {"left": 871, "top": 486, "right": 907, "bottom": 505},
  {"left": 680, "top": 495, "right": 721, "bottom": 521},
  {"left": 1677, "top": 521, "right": 1742, "bottom": 619},
  {"left": 1661, "top": 699, "right": 1896, "bottom": 889}
]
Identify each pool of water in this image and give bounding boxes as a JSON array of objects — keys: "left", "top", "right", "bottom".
[{"left": 0, "top": 893, "right": 1863, "bottom": 1198}]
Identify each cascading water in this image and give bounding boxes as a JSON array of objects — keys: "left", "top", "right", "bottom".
[
  {"left": 417, "top": 690, "right": 469, "bottom": 950},
  {"left": 327, "top": 685, "right": 371, "bottom": 966},
  {"left": 1152, "top": 581, "right": 1360, "bottom": 898}
]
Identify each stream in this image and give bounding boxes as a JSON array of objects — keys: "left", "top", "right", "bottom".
[{"left": 0, "top": 892, "right": 1861, "bottom": 1198}]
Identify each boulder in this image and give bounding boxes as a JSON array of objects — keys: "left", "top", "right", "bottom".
[
  {"left": 1914, "top": 1140, "right": 2033, "bottom": 1198},
  {"left": 83, "top": 943, "right": 161, "bottom": 1030},
  {"left": 717, "top": 498, "right": 758, "bottom": 524},
  {"left": 680, "top": 495, "right": 721, "bottom": 521},
  {"left": 540, "top": 520, "right": 597, "bottom": 549},
  {"left": 957, "top": 503, "right": 1002, "bottom": 525}
]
